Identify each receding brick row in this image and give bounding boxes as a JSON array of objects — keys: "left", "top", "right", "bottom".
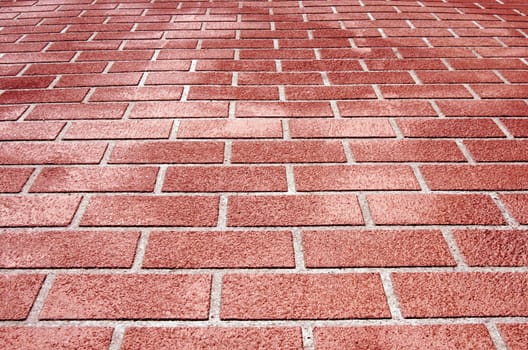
[
  {"left": 0, "top": 142, "right": 107, "bottom": 165},
  {"left": 177, "top": 119, "right": 282, "bottom": 139},
  {"left": 289, "top": 118, "right": 395, "bottom": 138},
  {"left": 396, "top": 118, "right": 505, "bottom": 138},
  {"left": 64, "top": 120, "right": 173, "bottom": 140}
]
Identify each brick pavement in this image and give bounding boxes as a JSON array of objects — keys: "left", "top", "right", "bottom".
[{"left": 0, "top": 0, "right": 527, "bottom": 348}]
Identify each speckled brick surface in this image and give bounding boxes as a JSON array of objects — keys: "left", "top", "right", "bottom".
[{"left": 0, "top": 0, "right": 527, "bottom": 349}]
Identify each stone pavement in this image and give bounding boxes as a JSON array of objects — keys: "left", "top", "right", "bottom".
[{"left": 0, "top": 0, "right": 527, "bottom": 348}]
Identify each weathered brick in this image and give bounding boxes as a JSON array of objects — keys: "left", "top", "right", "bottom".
[
  {"left": 501, "top": 194, "right": 528, "bottom": 224},
  {"left": 397, "top": 118, "right": 504, "bottom": 138},
  {"left": 236, "top": 102, "right": 333, "bottom": 118},
  {"left": 0, "top": 274, "right": 44, "bottom": 320},
  {"left": 231, "top": 141, "right": 346, "bottom": 163},
  {"left": 465, "top": 140, "right": 528, "bottom": 162},
  {"left": 0, "top": 168, "right": 33, "bottom": 193},
  {"left": 289, "top": 118, "right": 394, "bottom": 138},
  {"left": 130, "top": 102, "right": 228, "bottom": 118},
  {"left": 27, "top": 103, "right": 128, "bottom": 120},
  {"left": 498, "top": 324, "right": 528, "bottom": 350},
  {"left": 0, "top": 142, "right": 107, "bottom": 165},
  {"left": 338, "top": 100, "right": 437, "bottom": 117},
  {"left": 349, "top": 140, "right": 465, "bottom": 162},
  {"left": 64, "top": 120, "right": 173, "bottom": 140},
  {"left": 178, "top": 119, "right": 282, "bottom": 139},
  {"left": 0, "top": 121, "right": 65, "bottom": 141}
]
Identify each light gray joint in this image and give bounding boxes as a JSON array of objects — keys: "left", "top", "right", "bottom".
[
  {"left": 55, "top": 121, "right": 72, "bottom": 141},
  {"left": 392, "top": 6, "right": 401, "bottom": 14},
  {"left": 357, "top": 194, "right": 375, "bottom": 227},
  {"left": 380, "top": 272, "right": 403, "bottom": 320},
  {"left": 103, "top": 62, "right": 113, "bottom": 74},
  {"left": 292, "top": 228, "right": 306, "bottom": 271},
  {"left": 474, "top": 3, "right": 485, "bottom": 10},
  {"left": 359, "top": 59, "right": 369, "bottom": 71},
  {"left": 486, "top": 323, "right": 508, "bottom": 350},
  {"left": 154, "top": 165, "right": 168, "bottom": 194},
  {"left": 367, "top": 12, "right": 375, "bottom": 21},
  {"left": 517, "top": 29, "right": 528, "bottom": 38},
  {"left": 21, "top": 167, "right": 41, "bottom": 194},
  {"left": 411, "top": 164, "right": 430, "bottom": 193},
  {"left": 209, "top": 273, "right": 223, "bottom": 322},
  {"left": 70, "top": 51, "right": 81, "bottom": 63},
  {"left": 279, "top": 86, "right": 286, "bottom": 101},
  {"left": 521, "top": 58, "right": 528, "bottom": 66},
  {"left": 223, "top": 140, "right": 232, "bottom": 163},
  {"left": 492, "top": 118, "right": 514, "bottom": 139},
  {"left": 286, "top": 164, "right": 296, "bottom": 194},
  {"left": 494, "top": 37, "right": 508, "bottom": 48},
  {"left": 358, "top": 0, "right": 365, "bottom": 6},
  {"left": 378, "top": 28, "right": 387, "bottom": 38},
  {"left": 228, "top": 102, "right": 236, "bottom": 118},
  {"left": 122, "top": 102, "right": 134, "bottom": 120},
  {"left": 190, "top": 59, "right": 197, "bottom": 72},
  {"left": 307, "top": 30, "right": 313, "bottom": 40},
  {"left": 440, "top": 58, "right": 454, "bottom": 71},
  {"left": 494, "top": 14, "right": 506, "bottom": 22},
  {"left": 409, "top": 70, "right": 422, "bottom": 84},
  {"left": 235, "top": 29, "right": 241, "bottom": 40},
  {"left": 18, "top": 104, "right": 35, "bottom": 121},
  {"left": 131, "top": 230, "right": 151, "bottom": 271},
  {"left": 302, "top": 327, "right": 315, "bottom": 350},
  {"left": 180, "top": 86, "right": 190, "bottom": 102},
  {"left": 282, "top": 119, "right": 291, "bottom": 140},
  {"left": 372, "top": 84, "right": 384, "bottom": 100},
  {"left": 118, "top": 40, "right": 127, "bottom": 51},
  {"left": 389, "top": 118, "right": 404, "bottom": 139},
  {"left": 416, "top": 1, "right": 425, "bottom": 7},
  {"left": 454, "top": 8, "right": 464, "bottom": 15},
  {"left": 349, "top": 38, "right": 357, "bottom": 48},
  {"left": 513, "top": 9, "right": 526, "bottom": 17},
  {"left": 216, "top": 195, "right": 228, "bottom": 229},
  {"left": 447, "top": 28, "right": 459, "bottom": 38},
  {"left": 392, "top": 47, "right": 402, "bottom": 59},
  {"left": 69, "top": 195, "right": 91, "bottom": 229},
  {"left": 495, "top": 0, "right": 504, "bottom": 4},
  {"left": 302, "top": 13, "right": 308, "bottom": 22},
  {"left": 493, "top": 69, "right": 510, "bottom": 84},
  {"left": 81, "top": 88, "right": 95, "bottom": 103},
  {"left": 131, "top": 23, "right": 138, "bottom": 32},
  {"left": 314, "top": 49, "right": 321, "bottom": 60},
  {"left": 232, "top": 72, "right": 238, "bottom": 87},
  {"left": 138, "top": 71, "right": 148, "bottom": 87},
  {"left": 342, "top": 140, "right": 355, "bottom": 163},
  {"left": 470, "top": 48, "right": 482, "bottom": 59},
  {"left": 275, "top": 59, "right": 282, "bottom": 72},
  {"left": 331, "top": 6, "right": 338, "bottom": 14},
  {"left": 109, "top": 325, "right": 126, "bottom": 350},
  {"left": 330, "top": 101, "right": 341, "bottom": 118},
  {"left": 431, "top": 12, "right": 441, "bottom": 21},
  {"left": 491, "top": 192, "right": 520, "bottom": 228},
  {"left": 455, "top": 139, "right": 476, "bottom": 164},
  {"left": 422, "top": 37, "right": 433, "bottom": 48},
  {"left": 169, "top": 119, "right": 180, "bottom": 140},
  {"left": 473, "top": 20, "right": 484, "bottom": 29},
  {"left": 270, "top": 22, "right": 276, "bottom": 31},
  {"left": 406, "top": 20, "right": 415, "bottom": 29},
  {"left": 339, "top": 20, "right": 346, "bottom": 30},
  {"left": 463, "top": 84, "right": 481, "bottom": 99},
  {"left": 27, "top": 273, "right": 56, "bottom": 323},
  {"left": 273, "top": 39, "right": 279, "bottom": 49},
  {"left": 100, "top": 142, "right": 116, "bottom": 165},
  {"left": 321, "top": 72, "right": 330, "bottom": 86},
  {"left": 234, "top": 49, "right": 240, "bottom": 60},
  {"left": 441, "top": 228, "right": 468, "bottom": 269},
  {"left": 16, "top": 64, "right": 32, "bottom": 77}
]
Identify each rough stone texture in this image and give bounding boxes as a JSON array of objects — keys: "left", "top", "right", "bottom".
[
  {"left": 498, "top": 324, "right": 528, "bottom": 350},
  {"left": 0, "top": 274, "right": 44, "bottom": 320}
]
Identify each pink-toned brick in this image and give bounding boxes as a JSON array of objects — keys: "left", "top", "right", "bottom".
[
  {"left": 0, "top": 121, "right": 65, "bottom": 141},
  {"left": 177, "top": 119, "right": 282, "bottom": 138},
  {"left": 446, "top": 58, "right": 527, "bottom": 70},
  {"left": 238, "top": 72, "right": 323, "bottom": 85},
  {"left": 416, "top": 71, "right": 502, "bottom": 84},
  {"left": 294, "top": 165, "right": 419, "bottom": 191},
  {"left": 392, "top": 272, "right": 528, "bottom": 317},
  {"left": 231, "top": 141, "right": 346, "bottom": 163},
  {"left": 501, "top": 194, "right": 528, "bottom": 224},
  {"left": 31, "top": 166, "right": 158, "bottom": 192},
  {"left": 349, "top": 140, "right": 465, "bottom": 162},
  {"left": 499, "top": 324, "right": 528, "bottom": 350},
  {"left": 196, "top": 59, "right": 275, "bottom": 72},
  {"left": 131, "top": 101, "right": 228, "bottom": 118},
  {"left": 163, "top": 166, "right": 287, "bottom": 192},
  {"left": 397, "top": 118, "right": 504, "bottom": 138},
  {"left": 320, "top": 48, "right": 394, "bottom": 59},
  {"left": 289, "top": 118, "right": 394, "bottom": 138},
  {"left": 472, "top": 84, "right": 528, "bottom": 99},
  {"left": 0, "top": 195, "right": 81, "bottom": 227},
  {"left": 0, "top": 168, "right": 33, "bottom": 193},
  {"left": 366, "top": 58, "right": 446, "bottom": 71},
  {"left": 0, "top": 142, "right": 107, "bottom": 165},
  {"left": 366, "top": 194, "right": 505, "bottom": 225},
  {"left": 0, "top": 230, "right": 139, "bottom": 268},
  {"left": 40, "top": 274, "right": 211, "bottom": 320},
  {"left": 0, "top": 274, "right": 44, "bottom": 320},
  {"left": 501, "top": 119, "right": 528, "bottom": 137},
  {"left": 110, "top": 60, "right": 191, "bottom": 73},
  {"left": 27, "top": 103, "right": 128, "bottom": 120},
  {"left": 146, "top": 72, "right": 232, "bottom": 85},
  {"left": 121, "top": 327, "right": 302, "bottom": 350},
  {"left": 338, "top": 100, "right": 437, "bottom": 117},
  {"left": 380, "top": 84, "right": 472, "bottom": 99},
  {"left": 0, "top": 76, "right": 54, "bottom": 89},
  {"left": 24, "top": 62, "right": 107, "bottom": 75},
  {"left": 303, "top": 230, "right": 454, "bottom": 267},
  {"left": 328, "top": 71, "right": 414, "bottom": 84},
  {"left": 77, "top": 50, "right": 154, "bottom": 61},
  {"left": 188, "top": 86, "right": 278, "bottom": 100},
  {"left": 465, "top": 140, "right": 528, "bottom": 162},
  {"left": 285, "top": 86, "right": 376, "bottom": 100},
  {"left": 0, "top": 89, "right": 88, "bottom": 104},
  {"left": 81, "top": 195, "right": 219, "bottom": 227},
  {"left": 236, "top": 102, "right": 333, "bottom": 117},
  {"left": 454, "top": 230, "right": 528, "bottom": 267},
  {"left": 221, "top": 273, "right": 389, "bottom": 320},
  {"left": 64, "top": 120, "right": 172, "bottom": 140},
  {"left": 143, "top": 230, "right": 294, "bottom": 268},
  {"left": 436, "top": 100, "right": 528, "bottom": 117},
  {"left": 227, "top": 194, "right": 363, "bottom": 226},
  {"left": 90, "top": 86, "right": 183, "bottom": 102},
  {"left": 314, "top": 325, "right": 495, "bottom": 350},
  {"left": 281, "top": 59, "right": 362, "bottom": 72},
  {"left": 0, "top": 327, "right": 113, "bottom": 350},
  {"left": 158, "top": 49, "right": 234, "bottom": 60},
  {"left": 0, "top": 105, "right": 28, "bottom": 121},
  {"left": 109, "top": 141, "right": 224, "bottom": 164},
  {"left": 421, "top": 165, "right": 528, "bottom": 190},
  {"left": 56, "top": 72, "right": 142, "bottom": 87}
]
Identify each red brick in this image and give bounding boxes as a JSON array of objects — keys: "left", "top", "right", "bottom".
[
  {"left": 314, "top": 325, "right": 495, "bottom": 350},
  {"left": 465, "top": 140, "right": 528, "bottom": 162},
  {"left": 31, "top": 166, "right": 158, "bottom": 192},
  {"left": 398, "top": 47, "right": 474, "bottom": 58},
  {"left": 367, "top": 194, "right": 504, "bottom": 225},
  {"left": 0, "top": 275, "right": 44, "bottom": 320},
  {"left": 0, "top": 142, "right": 107, "bottom": 165},
  {"left": 81, "top": 195, "right": 219, "bottom": 226},
  {"left": 383, "top": 28, "right": 452, "bottom": 37},
  {"left": 338, "top": 100, "right": 437, "bottom": 117},
  {"left": 304, "top": 230, "right": 454, "bottom": 268},
  {"left": 56, "top": 73, "right": 142, "bottom": 87},
  {"left": 158, "top": 49, "right": 234, "bottom": 60},
  {"left": 397, "top": 118, "right": 504, "bottom": 138},
  {"left": 121, "top": 327, "right": 302, "bottom": 350},
  {"left": 349, "top": 140, "right": 465, "bottom": 162},
  {"left": 131, "top": 101, "right": 228, "bottom": 118},
  {"left": 188, "top": 86, "right": 278, "bottom": 100},
  {"left": 453, "top": 230, "right": 528, "bottom": 267},
  {"left": 320, "top": 48, "right": 394, "bottom": 59},
  {"left": 0, "top": 89, "right": 88, "bottom": 104},
  {"left": 143, "top": 230, "right": 294, "bottom": 268},
  {"left": 421, "top": 165, "right": 528, "bottom": 190},
  {"left": 392, "top": 272, "right": 528, "bottom": 317},
  {"left": 236, "top": 102, "right": 333, "bottom": 117},
  {"left": 27, "top": 103, "right": 128, "bottom": 120},
  {"left": 25, "top": 62, "right": 105, "bottom": 75},
  {"left": 500, "top": 70, "right": 528, "bottom": 83},
  {"left": 0, "top": 327, "right": 113, "bottom": 350},
  {"left": 366, "top": 58, "right": 446, "bottom": 71},
  {"left": 231, "top": 141, "right": 346, "bottom": 163},
  {"left": 0, "top": 105, "right": 28, "bottom": 121},
  {"left": 146, "top": 72, "right": 232, "bottom": 85},
  {"left": 281, "top": 59, "right": 362, "bottom": 72},
  {"left": 499, "top": 324, "right": 528, "bottom": 350},
  {"left": 0, "top": 168, "right": 33, "bottom": 193},
  {"left": 355, "top": 37, "right": 427, "bottom": 47},
  {"left": 0, "top": 52, "right": 74, "bottom": 64},
  {"left": 64, "top": 120, "right": 172, "bottom": 140},
  {"left": 327, "top": 71, "right": 414, "bottom": 85},
  {"left": 429, "top": 37, "right": 501, "bottom": 47},
  {"left": 178, "top": 119, "right": 282, "bottom": 139},
  {"left": 47, "top": 41, "right": 121, "bottom": 51},
  {"left": 40, "top": 274, "right": 211, "bottom": 320},
  {"left": 197, "top": 59, "right": 275, "bottom": 72},
  {"left": 109, "top": 141, "right": 224, "bottom": 164},
  {"left": 242, "top": 30, "right": 308, "bottom": 39},
  {"left": 279, "top": 38, "right": 350, "bottom": 48},
  {"left": 0, "top": 195, "right": 81, "bottom": 227},
  {"left": 501, "top": 118, "right": 528, "bottom": 137},
  {"left": 166, "top": 30, "right": 234, "bottom": 40},
  {"left": 0, "top": 230, "right": 139, "bottom": 268},
  {"left": 472, "top": 84, "right": 528, "bottom": 99},
  {"left": 202, "top": 39, "right": 274, "bottom": 49},
  {"left": 380, "top": 85, "right": 472, "bottom": 99},
  {"left": 238, "top": 72, "right": 323, "bottom": 85},
  {"left": 228, "top": 194, "right": 363, "bottom": 226},
  {"left": 163, "top": 166, "right": 287, "bottom": 192},
  {"left": 286, "top": 86, "right": 376, "bottom": 100},
  {"left": 0, "top": 64, "right": 24, "bottom": 76},
  {"left": 501, "top": 194, "right": 528, "bottom": 224},
  {"left": 95, "top": 31, "right": 162, "bottom": 40},
  {"left": 446, "top": 58, "right": 527, "bottom": 70},
  {"left": 221, "top": 273, "right": 389, "bottom": 320},
  {"left": 239, "top": 49, "right": 315, "bottom": 60},
  {"left": 0, "top": 121, "right": 64, "bottom": 141},
  {"left": 294, "top": 165, "right": 419, "bottom": 191},
  {"left": 90, "top": 86, "right": 183, "bottom": 102},
  {"left": 436, "top": 100, "right": 528, "bottom": 117},
  {"left": 77, "top": 50, "right": 154, "bottom": 61},
  {"left": 416, "top": 71, "right": 502, "bottom": 84},
  {"left": 289, "top": 118, "right": 394, "bottom": 138},
  {"left": 110, "top": 60, "right": 191, "bottom": 73},
  {"left": 0, "top": 76, "right": 54, "bottom": 89}
]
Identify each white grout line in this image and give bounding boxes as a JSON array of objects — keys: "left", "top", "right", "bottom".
[
  {"left": 388, "top": 118, "right": 403, "bottom": 139},
  {"left": 131, "top": 230, "right": 150, "bottom": 272},
  {"left": 292, "top": 228, "right": 306, "bottom": 271},
  {"left": 455, "top": 139, "right": 476, "bottom": 164},
  {"left": 342, "top": 140, "right": 355, "bottom": 163},
  {"left": 153, "top": 165, "right": 167, "bottom": 194},
  {"left": 169, "top": 120, "right": 180, "bottom": 140},
  {"left": 282, "top": 119, "right": 290, "bottom": 140},
  {"left": 491, "top": 192, "right": 520, "bottom": 228},
  {"left": 302, "top": 326, "right": 315, "bottom": 350},
  {"left": 68, "top": 195, "right": 91, "bottom": 229},
  {"left": 216, "top": 195, "right": 228, "bottom": 229},
  {"left": 380, "top": 272, "right": 403, "bottom": 320},
  {"left": 223, "top": 140, "right": 232, "bottom": 164},
  {"left": 357, "top": 194, "right": 375, "bottom": 228},
  {"left": 108, "top": 325, "right": 126, "bottom": 350},
  {"left": 26, "top": 274, "right": 55, "bottom": 323},
  {"left": 330, "top": 101, "right": 341, "bottom": 118},
  {"left": 493, "top": 70, "right": 510, "bottom": 84},
  {"left": 486, "top": 323, "right": 508, "bottom": 350},
  {"left": 209, "top": 273, "right": 223, "bottom": 322},
  {"left": 411, "top": 164, "right": 430, "bottom": 193},
  {"left": 441, "top": 228, "right": 468, "bottom": 268},
  {"left": 492, "top": 118, "right": 514, "bottom": 139},
  {"left": 429, "top": 100, "right": 445, "bottom": 118}
]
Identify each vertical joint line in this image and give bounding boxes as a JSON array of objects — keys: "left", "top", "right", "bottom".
[
  {"left": 302, "top": 327, "right": 315, "bottom": 350},
  {"left": 69, "top": 195, "right": 91, "bottom": 229},
  {"left": 486, "top": 323, "right": 508, "bottom": 350},
  {"left": 286, "top": 164, "right": 296, "bottom": 193},
  {"left": 441, "top": 228, "right": 468, "bottom": 269},
  {"left": 21, "top": 167, "right": 41, "bottom": 194},
  {"left": 411, "top": 164, "right": 430, "bottom": 192},
  {"left": 282, "top": 119, "right": 291, "bottom": 140},
  {"left": 154, "top": 164, "right": 168, "bottom": 194},
  {"left": 27, "top": 273, "right": 56, "bottom": 323},
  {"left": 224, "top": 140, "right": 232, "bottom": 163},
  {"left": 342, "top": 140, "right": 355, "bottom": 163},
  {"left": 216, "top": 195, "right": 228, "bottom": 229},
  {"left": 209, "top": 273, "right": 223, "bottom": 322},
  {"left": 109, "top": 325, "right": 126, "bottom": 350},
  {"left": 491, "top": 192, "right": 520, "bottom": 227},
  {"left": 389, "top": 118, "right": 404, "bottom": 139},
  {"left": 380, "top": 272, "right": 403, "bottom": 320},
  {"left": 492, "top": 117, "right": 514, "bottom": 139},
  {"left": 330, "top": 101, "right": 341, "bottom": 118},
  {"left": 455, "top": 139, "right": 476, "bottom": 164},
  {"left": 169, "top": 119, "right": 180, "bottom": 140},
  {"left": 292, "top": 228, "right": 305, "bottom": 271},
  {"left": 357, "top": 193, "right": 374, "bottom": 227},
  {"left": 131, "top": 230, "right": 151, "bottom": 272}
]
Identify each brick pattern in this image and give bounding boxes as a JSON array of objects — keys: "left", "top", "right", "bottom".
[{"left": 1, "top": 0, "right": 527, "bottom": 348}]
